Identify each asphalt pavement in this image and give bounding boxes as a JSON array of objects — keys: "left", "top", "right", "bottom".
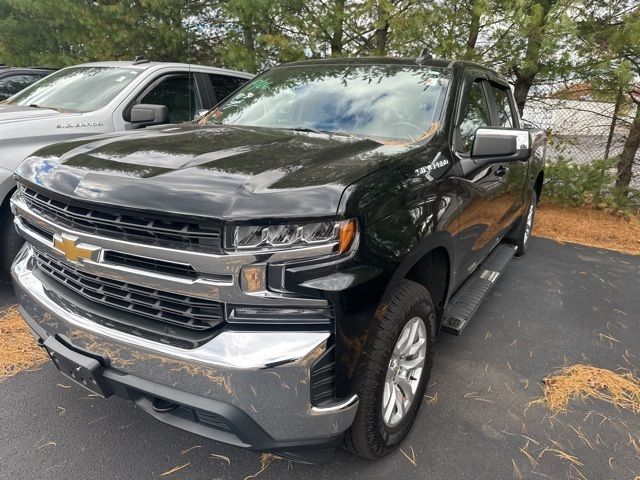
[{"left": 1, "top": 237, "right": 639, "bottom": 479}]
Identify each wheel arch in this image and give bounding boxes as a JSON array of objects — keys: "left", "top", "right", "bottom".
[
  {"left": 405, "top": 246, "right": 450, "bottom": 316},
  {"left": 0, "top": 175, "right": 16, "bottom": 211},
  {"left": 376, "top": 232, "right": 454, "bottom": 325}
]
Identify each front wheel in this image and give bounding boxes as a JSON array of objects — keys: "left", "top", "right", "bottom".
[{"left": 344, "top": 279, "right": 437, "bottom": 459}]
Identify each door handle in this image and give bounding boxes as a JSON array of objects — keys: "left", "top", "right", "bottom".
[{"left": 494, "top": 165, "right": 509, "bottom": 177}]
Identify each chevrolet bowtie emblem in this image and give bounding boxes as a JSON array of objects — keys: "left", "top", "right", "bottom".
[{"left": 53, "top": 234, "right": 101, "bottom": 263}]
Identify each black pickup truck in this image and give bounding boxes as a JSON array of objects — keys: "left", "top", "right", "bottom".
[{"left": 11, "top": 55, "right": 545, "bottom": 463}]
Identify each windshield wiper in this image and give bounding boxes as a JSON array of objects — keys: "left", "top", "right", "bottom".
[
  {"left": 284, "top": 127, "right": 331, "bottom": 135},
  {"left": 29, "top": 104, "right": 62, "bottom": 112},
  {"left": 284, "top": 127, "right": 360, "bottom": 138}
]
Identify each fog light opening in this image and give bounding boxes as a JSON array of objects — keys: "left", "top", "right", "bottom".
[{"left": 240, "top": 265, "right": 267, "bottom": 293}]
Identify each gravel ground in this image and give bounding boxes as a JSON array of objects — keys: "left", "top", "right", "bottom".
[{"left": 1, "top": 237, "right": 639, "bottom": 479}]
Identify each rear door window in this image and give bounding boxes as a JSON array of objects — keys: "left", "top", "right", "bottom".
[{"left": 208, "top": 74, "right": 248, "bottom": 103}]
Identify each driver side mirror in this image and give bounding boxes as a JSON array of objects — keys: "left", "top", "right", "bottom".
[
  {"left": 130, "top": 104, "right": 169, "bottom": 129},
  {"left": 471, "top": 128, "right": 531, "bottom": 161}
]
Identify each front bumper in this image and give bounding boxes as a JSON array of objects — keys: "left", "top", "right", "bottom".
[{"left": 12, "top": 246, "right": 358, "bottom": 462}]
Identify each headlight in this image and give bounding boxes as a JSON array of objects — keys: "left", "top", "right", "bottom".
[{"left": 229, "top": 219, "right": 357, "bottom": 253}]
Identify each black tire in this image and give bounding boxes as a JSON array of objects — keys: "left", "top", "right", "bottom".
[
  {"left": 0, "top": 196, "right": 23, "bottom": 280},
  {"left": 344, "top": 279, "right": 437, "bottom": 459},
  {"left": 513, "top": 191, "right": 537, "bottom": 257}
]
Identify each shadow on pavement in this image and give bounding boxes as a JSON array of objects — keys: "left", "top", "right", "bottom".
[{"left": 1, "top": 237, "right": 639, "bottom": 479}]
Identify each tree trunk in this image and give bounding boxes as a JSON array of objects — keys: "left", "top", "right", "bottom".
[
  {"left": 243, "top": 24, "right": 254, "bottom": 53},
  {"left": 330, "top": 0, "right": 345, "bottom": 56},
  {"left": 464, "top": 4, "right": 481, "bottom": 59},
  {"left": 512, "top": 0, "right": 555, "bottom": 116},
  {"left": 373, "top": 23, "right": 389, "bottom": 56},
  {"left": 242, "top": 17, "right": 257, "bottom": 73},
  {"left": 604, "top": 86, "right": 624, "bottom": 160},
  {"left": 513, "top": 74, "right": 534, "bottom": 118},
  {"left": 615, "top": 104, "right": 640, "bottom": 192}
]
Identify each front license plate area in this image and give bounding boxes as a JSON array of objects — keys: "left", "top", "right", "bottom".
[{"left": 43, "top": 336, "right": 110, "bottom": 398}]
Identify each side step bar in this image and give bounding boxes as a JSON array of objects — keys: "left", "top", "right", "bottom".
[{"left": 441, "top": 243, "right": 517, "bottom": 335}]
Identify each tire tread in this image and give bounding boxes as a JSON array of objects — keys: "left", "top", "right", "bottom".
[{"left": 344, "top": 279, "right": 436, "bottom": 459}]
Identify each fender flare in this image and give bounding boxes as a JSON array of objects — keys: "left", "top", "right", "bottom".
[
  {"left": 0, "top": 167, "right": 16, "bottom": 208},
  {"left": 377, "top": 230, "right": 456, "bottom": 314}
]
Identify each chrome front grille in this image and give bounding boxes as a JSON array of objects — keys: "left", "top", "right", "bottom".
[
  {"left": 12, "top": 183, "right": 332, "bottom": 348},
  {"left": 102, "top": 250, "right": 199, "bottom": 279},
  {"left": 22, "top": 186, "right": 222, "bottom": 253},
  {"left": 34, "top": 251, "right": 224, "bottom": 332}
]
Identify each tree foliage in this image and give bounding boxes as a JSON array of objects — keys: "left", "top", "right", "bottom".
[
  {"left": 0, "top": 0, "right": 638, "bottom": 186},
  {"left": 1, "top": 0, "right": 635, "bottom": 84}
]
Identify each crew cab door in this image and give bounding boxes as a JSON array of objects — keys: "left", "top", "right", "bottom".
[
  {"left": 487, "top": 82, "right": 528, "bottom": 228},
  {"left": 123, "top": 72, "right": 205, "bottom": 126},
  {"left": 452, "top": 74, "right": 526, "bottom": 283}
]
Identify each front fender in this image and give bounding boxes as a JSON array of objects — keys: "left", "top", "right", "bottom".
[
  {"left": 376, "top": 230, "right": 455, "bottom": 309},
  {"left": 0, "top": 166, "right": 15, "bottom": 205},
  {"left": 333, "top": 142, "right": 460, "bottom": 396}
]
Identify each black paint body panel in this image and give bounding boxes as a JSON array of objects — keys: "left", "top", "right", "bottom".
[{"left": 14, "top": 58, "right": 545, "bottom": 400}]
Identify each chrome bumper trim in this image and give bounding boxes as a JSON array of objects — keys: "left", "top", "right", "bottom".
[
  {"left": 12, "top": 246, "right": 358, "bottom": 441},
  {"left": 11, "top": 195, "right": 328, "bottom": 307}
]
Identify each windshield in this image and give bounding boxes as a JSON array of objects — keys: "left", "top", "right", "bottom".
[
  {"left": 203, "top": 64, "right": 449, "bottom": 142},
  {"left": 6, "top": 67, "right": 141, "bottom": 112}
]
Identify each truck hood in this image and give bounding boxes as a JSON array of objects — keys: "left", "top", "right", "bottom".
[
  {"left": 16, "top": 124, "right": 417, "bottom": 220},
  {"left": 0, "top": 104, "right": 66, "bottom": 124},
  {"left": 0, "top": 104, "right": 108, "bottom": 172}
]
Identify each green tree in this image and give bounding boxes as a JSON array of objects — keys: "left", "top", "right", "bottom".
[
  {"left": 194, "top": 0, "right": 306, "bottom": 73},
  {"left": 0, "top": 0, "right": 87, "bottom": 66},
  {"left": 0, "top": 0, "right": 195, "bottom": 67},
  {"left": 487, "top": 0, "right": 578, "bottom": 115},
  {"left": 401, "top": 0, "right": 494, "bottom": 61},
  {"left": 82, "top": 0, "right": 192, "bottom": 62},
  {"left": 571, "top": 0, "right": 640, "bottom": 192}
]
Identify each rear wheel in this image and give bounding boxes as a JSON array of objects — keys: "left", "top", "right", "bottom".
[
  {"left": 0, "top": 196, "right": 23, "bottom": 280},
  {"left": 344, "top": 279, "right": 437, "bottom": 459}
]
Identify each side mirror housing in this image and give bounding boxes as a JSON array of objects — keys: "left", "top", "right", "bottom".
[
  {"left": 471, "top": 127, "right": 531, "bottom": 162},
  {"left": 130, "top": 104, "right": 169, "bottom": 128}
]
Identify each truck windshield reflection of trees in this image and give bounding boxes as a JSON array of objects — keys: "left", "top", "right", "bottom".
[{"left": 206, "top": 65, "right": 449, "bottom": 142}]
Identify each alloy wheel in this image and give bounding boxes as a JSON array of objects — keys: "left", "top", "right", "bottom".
[{"left": 382, "top": 316, "right": 428, "bottom": 427}]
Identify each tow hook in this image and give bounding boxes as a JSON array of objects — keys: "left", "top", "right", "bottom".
[{"left": 152, "top": 398, "right": 178, "bottom": 413}]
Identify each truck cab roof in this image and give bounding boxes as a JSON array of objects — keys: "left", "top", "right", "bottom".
[
  {"left": 71, "top": 60, "right": 253, "bottom": 79},
  {"left": 278, "top": 56, "right": 510, "bottom": 86}
]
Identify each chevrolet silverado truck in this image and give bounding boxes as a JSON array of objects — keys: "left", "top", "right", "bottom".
[
  {"left": 11, "top": 56, "right": 545, "bottom": 463},
  {"left": 0, "top": 60, "right": 252, "bottom": 276}
]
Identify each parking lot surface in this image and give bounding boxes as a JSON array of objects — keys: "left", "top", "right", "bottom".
[{"left": 1, "top": 237, "right": 638, "bottom": 479}]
